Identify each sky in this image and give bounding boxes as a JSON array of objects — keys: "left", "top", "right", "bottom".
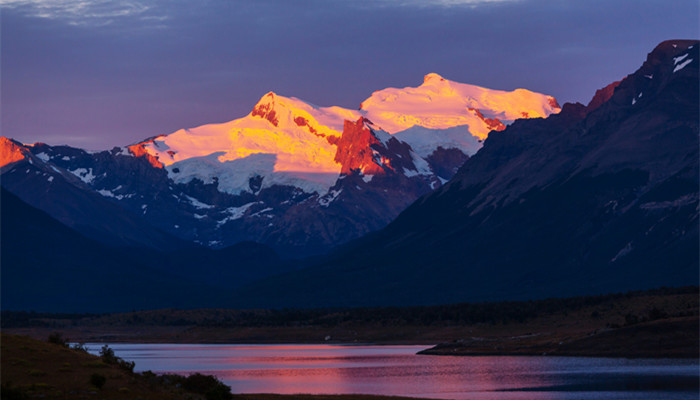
[{"left": 2, "top": 0, "right": 698, "bottom": 149}]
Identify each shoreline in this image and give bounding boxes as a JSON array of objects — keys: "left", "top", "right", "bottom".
[
  {"left": 4, "top": 287, "right": 697, "bottom": 359},
  {"left": 7, "top": 316, "right": 698, "bottom": 359}
]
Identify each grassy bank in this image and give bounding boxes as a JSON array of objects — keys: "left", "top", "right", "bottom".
[{"left": 1, "top": 333, "right": 229, "bottom": 399}]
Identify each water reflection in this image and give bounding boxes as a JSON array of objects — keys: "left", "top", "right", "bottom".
[{"left": 87, "top": 343, "right": 699, "bottom": 400}]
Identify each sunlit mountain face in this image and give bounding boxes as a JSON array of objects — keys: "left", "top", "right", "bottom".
[
  {"left": 133, "top": 73, "right": 559, "bottom": 195},
  {"left": 1, "top": 74, "right": 559, "bottom": 255},
  {"left": 225, "top": 40, "right": 698, "bottom": 308}
]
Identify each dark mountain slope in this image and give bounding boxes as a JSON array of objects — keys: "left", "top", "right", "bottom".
[
  {"left": 0, "top": 143, "right": 187, "bottom": 251},
  {"left": 0, "top": 188, "right": 287, "bottom": 312},
  {"left": 230, "top": 40, "right": 699, "bottom": 308}
]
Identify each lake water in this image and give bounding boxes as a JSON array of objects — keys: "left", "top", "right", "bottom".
[{"left": 86, "top": 343, "right": 699, "bottom": 399}]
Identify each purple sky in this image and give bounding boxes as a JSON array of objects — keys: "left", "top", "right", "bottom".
[{"left": 2, "top": 0, "right": 698, "bottom": 149}]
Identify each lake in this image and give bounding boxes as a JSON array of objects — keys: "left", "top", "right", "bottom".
[{"left": 86, "top": 343, "right": 699, "bottom": 399}]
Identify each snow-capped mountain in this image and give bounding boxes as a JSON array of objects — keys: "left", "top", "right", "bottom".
[
  {"left": 131, "top": 73, "right": 559, "bottom": 195},
  {"left": 228, "top": 40, "right": 699, "bottom": 307},
  {"left": 1, "top": 74, "right": 559, "bottom": 255}
]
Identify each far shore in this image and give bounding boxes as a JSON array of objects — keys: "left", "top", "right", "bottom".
[{"left": 3, "top": 286, "right": 698, "bottom": 359}]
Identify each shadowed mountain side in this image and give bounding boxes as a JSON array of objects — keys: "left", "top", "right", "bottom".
[
  {"left": 226, "top": 40, "right": 699, "bottom": 308},
  {"left": 0, "top": 146, "right": 189, "bottom": 251},
  {"left": 0, "top": 188, "right": 289, "bottom": 312}
]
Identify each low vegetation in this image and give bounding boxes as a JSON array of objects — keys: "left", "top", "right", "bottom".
[
  {"left": 2, "top": 286, "right": 698, "bottom": 357},
  {"left": 0, "top": 333, "right": 232, "bottom": 400}
]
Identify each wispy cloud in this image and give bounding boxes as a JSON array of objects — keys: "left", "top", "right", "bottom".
[
  {"left": 375, "top": 0, "right": 519, "bottom": 7},
  {"left": 0, "top": 0, "right": 164, "bottom": 27}
]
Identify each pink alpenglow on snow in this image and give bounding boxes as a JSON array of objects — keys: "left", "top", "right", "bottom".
[{"left": 132, "top": 74, "right": 560, "bottom": 195}]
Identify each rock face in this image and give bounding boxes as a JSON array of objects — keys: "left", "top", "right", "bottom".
[
  {"left": 0, "top": 137, "right": 32, "bottom": 169},
  {"left": 1, "top": 74, "right": 558, "bottom": 255},
  {"left": 230, "top": 40, "right": 699, "bottom": 307}
]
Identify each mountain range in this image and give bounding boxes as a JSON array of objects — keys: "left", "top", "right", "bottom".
[
  {"left": 229, "top": 40, "right": 699, "bottom": 308},
  {"left": 1, "top": 74, "right": 559, "bottom": 256},
  {"left": 1, "top": 40, "right": 697, "bottom": 312}
]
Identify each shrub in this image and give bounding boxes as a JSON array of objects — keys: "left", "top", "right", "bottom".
[
  {"left": 90, "top": 373, "right": 106, "bottom": 389},
  {"left": 1, "top": 382, "right": 27, "bottom": 400},
  {"left": 71, "top": 343, "right": 89, "bottom": 353},
  {"left": 47, "top": 332, "right": 67, "bottom": 347},
  {"left": 99, "top": 345, "right": 117, "bottom": 364},
  {"left": 181, "top": 373, "right": 232, "bottom": 400},
  {"left": 97, "top": 345, "right": 134, "bottom": 372}
]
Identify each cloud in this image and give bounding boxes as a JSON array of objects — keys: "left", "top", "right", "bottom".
[
  {"left": 0, "top": 0, "right": 163, "bottom": 27},
  {"left": 375, "top": 0, "right": 519, "bottom": 7}
]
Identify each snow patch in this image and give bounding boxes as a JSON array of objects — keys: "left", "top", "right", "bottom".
[
  {"left": 611, "top": 242, "right": 633, "bottom": 262},
  {"left": 217, "top": 202, "right": 258, "bottom": 227},
  {"left": 361, "top": 174, "right": 373, "bottom": 183},
  {"left": 673, "top": 58, "right": 693, "bottom": 73},
  {"left": 61, "top": 156, "right": 71, "bottom": 161},
  {"left": 673, "top": 53, "right": 689, "bottom": 64},
  {"left": 184, "top": 194, "right": 214, "bottom": 209},
  {"left": 394, "top": 125, "right": 481, "bottom": 158},
  {"left": 97, "top": 189, "right": 131, "bottom": 200},
  {"left": 35, "top": 152, "right": 50, "bottom": 162},
  {"left": 68, "top": 167, "right": 96, "bottom": 184},
  {"left": 319, "top": 189, "right": 342, "bottom": 207},
  {"left": 98, "top": 189, "right": 118, "bottom": 199},
  {"left": 252, "top": 207, "right": 273, "bottom": 217},
  {"left": 47, "top": 176, "right": 54, "bottom": 182},
  {"left": 168, "top": 152, "right": 339, "bottom": 195},
  {"left": 406, "top": 150, "right": 432, "bottom": 176}
]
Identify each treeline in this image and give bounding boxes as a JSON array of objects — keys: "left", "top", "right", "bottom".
[{"left": 3, "top": 286, "right": 697, "bottom": 329}]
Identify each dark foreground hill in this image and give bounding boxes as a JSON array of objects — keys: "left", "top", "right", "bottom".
[
  {"left": 230, "top": 40, "right": 699, "bottom": 308},
  {"left": 0, "top": 188, "right": 292, "bottom": 312}
]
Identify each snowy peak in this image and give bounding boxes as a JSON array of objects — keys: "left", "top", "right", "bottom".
[
  {"left": 359, "top": 73, "right": 560, "bottom": 138},
  {"left": 251, "top": 92, "right": 281, "bottom": 127},
  {"left": 247, "top": 91, "right": 351, "bottom": 142},
  {"left": 127, "top": 74, "right": 559, "bottom": 195},
  {"left": 128, "top": 137, "right": 165, "bottom": 168},
  {"left": 423, "top": 72, "right": 447, "bottom": 83},
  {"left": 585, "top": 40, "right": 698, "bottom": 115}
]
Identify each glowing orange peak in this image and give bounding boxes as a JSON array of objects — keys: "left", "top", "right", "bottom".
[
  {"left": 423, "top": 73, "right": 447, "bottom": 84},
  {"left": 0, "top": 137, "right": 31, "bottom": 169}
]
